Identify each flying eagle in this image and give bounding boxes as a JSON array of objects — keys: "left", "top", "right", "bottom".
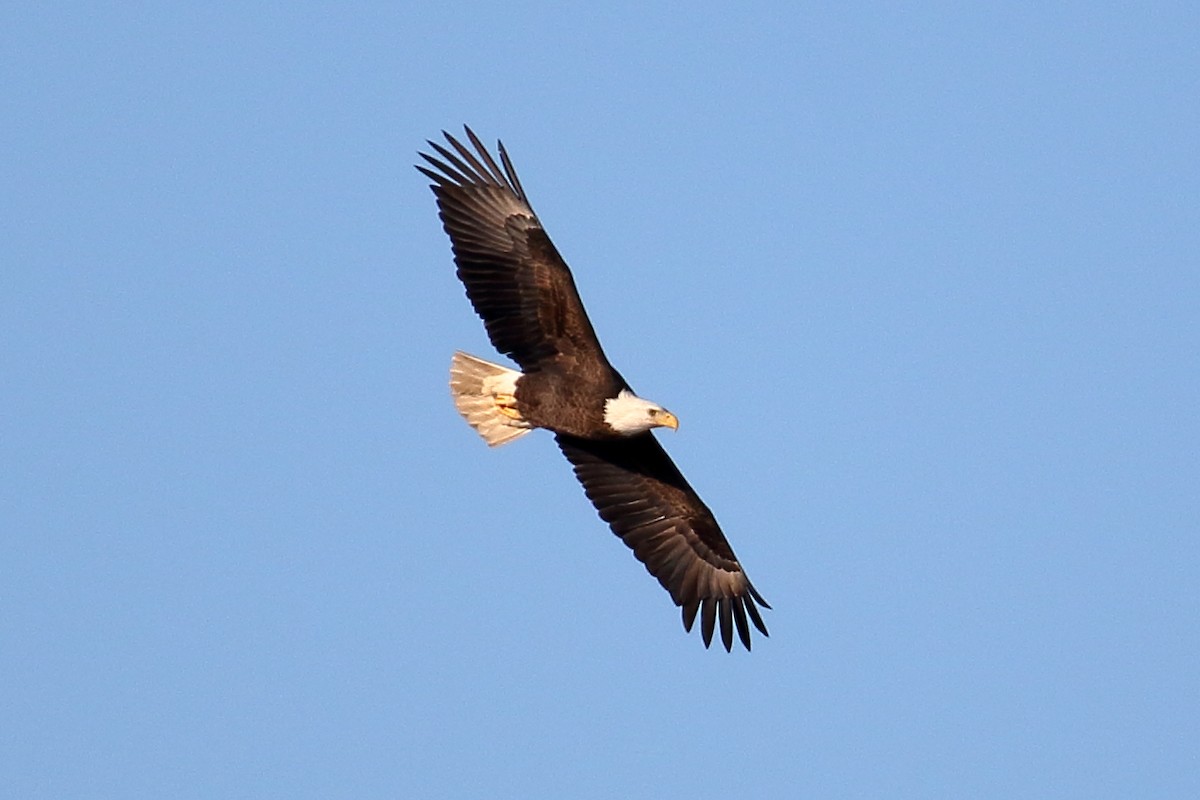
[{"left": 419, "top": 127, "right": 770, "bottom": 651}]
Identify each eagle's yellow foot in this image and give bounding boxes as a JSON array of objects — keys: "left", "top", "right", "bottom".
[{"left": 494, "top": 393, "right": 523, "bottom": 420}]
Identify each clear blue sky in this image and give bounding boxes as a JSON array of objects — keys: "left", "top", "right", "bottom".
[{"left": 4, "top": 3, "right": 1197, "bottom": 797}]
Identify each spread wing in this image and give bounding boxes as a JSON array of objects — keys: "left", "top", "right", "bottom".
[
  {"left": 556, "top": 432, "right": 770, "bottom": 652},
  {"left": 418, "top": 127, "right": 611, "bottom": 373}
]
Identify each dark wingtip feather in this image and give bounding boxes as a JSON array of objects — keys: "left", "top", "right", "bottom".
[
  {"left": 458, "top": 126, "right": 506, "bottom": 184},
  {"left": 681, "top": 600, "right": 700, "bottom": 633},
  {"left": 732, "top": 597, "right": 752, "bottom": 651},
  {"left": 432, "top": 128, "right": 492, "bottom": 189},
  {"left": 719, "top": 599, "right": 734, "bottom": 652},
  {"left": 748, "top": 583, "right": 771, "bottom": 610},
  {"left": 415, "top": 164, "right": 451, "bottom": 187},
  {"left": 426, "top": 139, "right": 483, "bottom": 185},
  {"left": 454, "top": 126, "right": 508, "bottom": 186},
  {"left": 498, "top": 140, "right": 527, "bottom": 202},
  {"left": 415, "top": 146, "right": 475, "bottom": 185},
  {"left": 700, "top": 597, "right": 717, "bottom": 648},
  {"left": 744, "top": 593, "right": 769, "bottom": 637}
]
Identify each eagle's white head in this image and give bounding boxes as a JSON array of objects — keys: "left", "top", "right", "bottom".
[{"left": 604, "top": 389, "right": 680, "bottom": 436}]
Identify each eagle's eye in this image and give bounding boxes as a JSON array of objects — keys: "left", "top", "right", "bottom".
[{"left": 648, "top": 409, "right": 659, "bottom": 417}]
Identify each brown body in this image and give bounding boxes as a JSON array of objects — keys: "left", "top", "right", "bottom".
[{"left": 515, "top": 365, "right": 625, "bottom": 439}]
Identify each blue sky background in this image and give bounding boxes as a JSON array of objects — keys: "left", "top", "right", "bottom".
[{"left": 4, "top": 3, "right": 1197, "bottom": 797}]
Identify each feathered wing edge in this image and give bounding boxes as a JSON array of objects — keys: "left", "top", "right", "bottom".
[
  {"left": 416, "top": 126, "right": 529, "bottom": 204},
  {"left": 417, "top": 126, "right": 608, "bottom": 371},
  {"left": 555, "top": 432, "right": 770, "bottom": 652}
]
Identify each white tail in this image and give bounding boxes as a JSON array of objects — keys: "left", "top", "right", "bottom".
[{"left": 449, "top": 351, "right": 533, "bottom": 447}]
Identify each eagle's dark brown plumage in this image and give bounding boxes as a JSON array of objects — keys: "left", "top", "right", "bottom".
[{"left": 419, "top": 127, "right": 770, "bottom": 651}]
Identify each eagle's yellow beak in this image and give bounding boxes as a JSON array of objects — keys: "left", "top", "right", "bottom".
[{"left": 657, "top": 411, "right": 679, "bottom": 431}]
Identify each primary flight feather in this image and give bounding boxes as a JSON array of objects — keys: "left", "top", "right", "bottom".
[{"left": 419, "top": 127, "right": 769, "bottom": 651}]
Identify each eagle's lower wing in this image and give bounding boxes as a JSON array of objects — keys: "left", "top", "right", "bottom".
[
  {"left": 555, "top": 432, "right": 770, "bottom": 651},
  {"left": 418, "top": 128, "right": 610, "bottom": 373}
]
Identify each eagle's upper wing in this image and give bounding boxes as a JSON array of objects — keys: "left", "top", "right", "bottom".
[
  {"left": 418, "top": 127, "right": 610, "bottom": 373},
  {"left": 555, "top": 432, "right": 770, "bottom": 651}
]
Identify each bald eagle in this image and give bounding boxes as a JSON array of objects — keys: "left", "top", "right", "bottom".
[{"left": 419, "top": 128, "right": 770, "bottom": 651}]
